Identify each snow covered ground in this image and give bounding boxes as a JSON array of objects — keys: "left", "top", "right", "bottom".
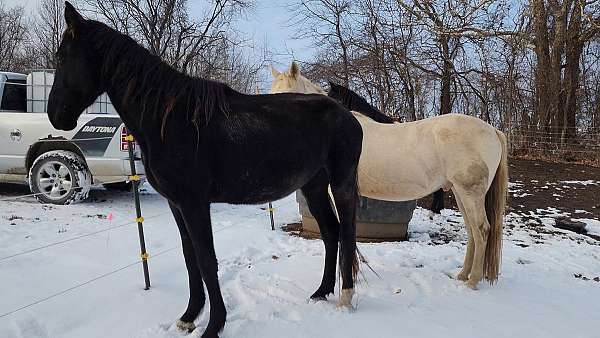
[{"left": 1, "top": 184, "right": 599, "bottom": 338}]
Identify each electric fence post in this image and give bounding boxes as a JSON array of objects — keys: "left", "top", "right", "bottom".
[
  {"left": 125, "top": 134, "right": 151, "bottom": 290},
  {"left": 255, "top": 86, "right": 276, "bottom": 231},
  {"left": 268, "top": 202, "right": 275, "bottom": 231}
]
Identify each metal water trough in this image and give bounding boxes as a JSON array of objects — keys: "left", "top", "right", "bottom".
[{"left": 297, "top": 191, "right": 416, "bottom": 241}]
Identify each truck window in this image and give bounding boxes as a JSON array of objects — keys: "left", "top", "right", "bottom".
[{"left": 1, "top": 80, "right": 26, "bottom": 111}]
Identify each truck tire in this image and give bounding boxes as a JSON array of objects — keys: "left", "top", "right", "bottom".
[{"left": 29, "top": 150, "right": 92, "bottom": 205}]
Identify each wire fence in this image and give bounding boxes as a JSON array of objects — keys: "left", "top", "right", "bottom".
[
  {"left": 0, "top": 178, "right": 130, "bottom": 202},
  {"left": 507, "top": 130, "right": 600, "bottom": 166},
  {"left": 0, "top": 246, "right": 178, "bottom": 319},
  {"left": 0, "top": 211, "right": 172, "bottom": 262},
  {"left": 0, "top": 184, "right": 298, "bottom": 319}
]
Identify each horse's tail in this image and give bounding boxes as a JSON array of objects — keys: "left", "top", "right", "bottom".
[
  {"left": 484, "top": 129, "right": 508, "bottom": 283},
  {"left": 350, "top": 171, "right": 360, "bottom": 283}
]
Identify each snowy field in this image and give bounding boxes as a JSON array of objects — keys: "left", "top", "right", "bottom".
[{"left": 1, "top": 184, "right": 599, "bottom": 338}]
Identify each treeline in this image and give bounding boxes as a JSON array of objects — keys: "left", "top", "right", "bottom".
[
  {"left": 2, "top": 0, "right": 599, "bottom": 157},
  {"left": 292, "top": 0, "right": 600, "bottom": 151},
  {"left": 0, "top": 0, "right": 263, "bottom": 93}
]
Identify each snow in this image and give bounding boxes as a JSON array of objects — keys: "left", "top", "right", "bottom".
[
  {"left": 1, "top": 185, "right": 600, "bottom": 338},
  {"left": 577, "top": 218, "right": 600, "bottom": 236},
  {"left": 560, "top": 180, "right": 600, "bottom": 186},
  {"left": 513, "top": 193, "right": 533, "bottom": 198},
  {"left": 508, "top": 182, "right": 532, "bottom": 198}
]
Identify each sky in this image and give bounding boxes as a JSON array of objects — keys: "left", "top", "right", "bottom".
[{"left": 4, "top": 0, "right": 315, "bottom": 84}]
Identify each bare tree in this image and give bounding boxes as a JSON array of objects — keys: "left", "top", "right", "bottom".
[
  {"left": 82, "top": 0, "right": 251, "bottom": 74},
  {"left": 291, "top": 0, "right": 353, "bottom": 86},
  {"left": 0, "top": 1, "right": 27, "bottom": 71},
  {"left": 27, "top": 0, "right": 69, "bottom": 69},
  {"left": 391, "top": 0, "right": 512, "bottom": 116},
  {"left": 531, "top": 0, "right": 600, "bottom": 141}
]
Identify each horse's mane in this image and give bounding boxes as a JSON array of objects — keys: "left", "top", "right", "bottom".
[
  {"left": 328, "top": 82, "right": 394, "bottom": 124},
  {"left": 85, "top": 20, "right": 231, "bottom": 130},
  {"left": 297, "top": 75, "right": 328, "bottom": 95}
]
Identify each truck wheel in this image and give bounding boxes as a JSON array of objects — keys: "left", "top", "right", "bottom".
[{"left": 29, "top": 150, "right": 92, "bottom": 205}]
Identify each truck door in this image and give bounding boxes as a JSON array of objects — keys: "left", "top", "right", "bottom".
[{"left": 0, "top": 79, "right": 30, "bottom": 175}]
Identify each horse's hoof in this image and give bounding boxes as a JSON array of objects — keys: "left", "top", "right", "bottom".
[
  {"left": 456, "top": 272, "right": 469, "bottom": 281},
  {"left": 336, "top": 288, "right": 355, "bottom": 309},
  {"left": 467, "top": 280, "right": 479, "bottom": 290},
  {"left": 201, "top": 333, "right": 219, "bottom": 338},
  {"left": 176, "top": 319, "right": 196, "bottom": 333},
  {"left": 309, "top": 296, "right": 327, "bottom": 303},
  {"left": 310, "top": 288, "right": 333, "bottom": 301}
]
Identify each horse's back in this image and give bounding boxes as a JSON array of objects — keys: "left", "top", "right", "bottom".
[
  {"left": 356, "top": 113, "right": 502, "bottom": 200},
  {"left": 356, "top": 115, "right": 441, "bottom": 200},
  {"left": 206, "top": 92, "right": 360, "bottom": 204}
]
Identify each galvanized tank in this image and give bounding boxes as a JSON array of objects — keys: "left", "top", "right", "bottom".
[{"left": 297, "top": 191, "right": 416, "bottom": 241}]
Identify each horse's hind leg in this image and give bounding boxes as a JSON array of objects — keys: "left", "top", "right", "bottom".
[
  {"left": 179, "top": 201, "right": 226, "bottom": 338},
  {"left": 329, "top": 166, "right": 359, "bottom": 308},
  {"left": 430, "top": 189, "right": 445, "bottom": 214},
  {"left": 301, "top": 169, "right": 341, "bottom": 300},
  {"left": 453, "top": 192, "right": 474, "bottom": 282},
  {"left": 170, "top": 202, "right": 206, "bottom": 332},
  {"left": 454, "top": 190, "right": 489, "bottom": 289}
]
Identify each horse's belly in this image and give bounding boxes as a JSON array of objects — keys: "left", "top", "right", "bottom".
[
  {"left": 358, "top": 181, "right": 426, "bottom": 201},
  {"left": 356, "top": 138, "right": 442, "bottom": 201},
  {"left": 357, "top": 169, "right": 433, "bottom": 201}
]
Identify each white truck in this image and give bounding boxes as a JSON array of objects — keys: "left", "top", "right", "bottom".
[{"left": 0, "top": 70, "right": 144, "bottom": 204}]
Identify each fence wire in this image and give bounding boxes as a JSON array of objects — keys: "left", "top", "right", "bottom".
[
  {"left": 0, "top": 245, "right": 178, "bottom": 319},
  {"left": 0, "top": 200, "right": 295, "bottom": 319},
  {"left": 0, "top": 178, "right": 133, "bottom": 202},
  {"left": 0, "top": 211, "right": 172, "bottom": 262}
]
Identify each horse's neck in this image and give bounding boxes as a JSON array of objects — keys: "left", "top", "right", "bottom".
[
  {"left": 99, "top": 40, "right": 165, "bottom": 142},
  {"left": 103, "top": 67, "right": 159, "bottom": 145},
  {"left": 106, "top": 83, "right": 146, "bottom": 140}
]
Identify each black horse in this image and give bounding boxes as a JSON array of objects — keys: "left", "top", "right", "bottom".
[
  {"left": 327, "top": 82, "right": 446, "bottom": 214},
  {"left": 47, "top": 3, "right": 362, "bottom": 337}
]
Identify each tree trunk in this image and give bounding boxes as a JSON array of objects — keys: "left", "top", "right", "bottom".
[
  {"left": 440, "top": 35, "right": 452, "bottom": 115},
  {"left": 562, "top": 2, "right": 584, "bottom": 142},
  {"left": 531, "top": 0, "right": 553, "bottom": 130}
]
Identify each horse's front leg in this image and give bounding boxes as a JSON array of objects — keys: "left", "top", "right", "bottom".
[
  {"left": 180, "top": 201, "right": 226, "bottom": 338},
  {"left": 170, "top": 202, "right": 206, "bottom": 332}
]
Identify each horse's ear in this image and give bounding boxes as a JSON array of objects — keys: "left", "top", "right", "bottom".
[
  {"left": 64, "top": 1, "right": 84, "bottom": 32},
  {"left": 290, "top": 62, "right": 300, "bottom": 79},
  {"left": 270, "top": 65, "right": 281, "bottom": 78},
  {"left": 329, "top": 81, "right": 339, "bottom": 91}
]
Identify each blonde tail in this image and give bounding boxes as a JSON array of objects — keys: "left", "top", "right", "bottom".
[{"left": 484, "top": 130, "right": 508, "bottom": 283}]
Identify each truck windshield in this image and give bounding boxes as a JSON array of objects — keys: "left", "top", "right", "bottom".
[{"left": 1, "top": 80, "right": 26, "bottom": 111}]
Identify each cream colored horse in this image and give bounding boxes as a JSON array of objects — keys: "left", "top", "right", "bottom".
[{"left": 271, "top": 63, "right": 508, "bottom": 289}]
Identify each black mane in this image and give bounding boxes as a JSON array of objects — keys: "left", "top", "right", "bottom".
[
  {"left": 85, "top": 20, "right": 231, "bottom": 129},
  {"left": 328, "top": 82, "right": 394, "bottom": 124}
]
